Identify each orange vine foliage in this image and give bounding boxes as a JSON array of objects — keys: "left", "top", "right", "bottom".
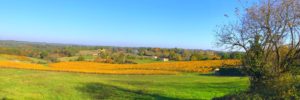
[
  {"left": 0, "top": 54, "right": 31, "bottom": 61},
  {"left": 0, "top": 60, "right": 240, "bottom": 75},
  {"left": 0, "top": 61, "right": 49, "bottom": 70}
]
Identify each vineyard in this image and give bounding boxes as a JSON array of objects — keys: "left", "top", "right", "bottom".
[{"left": 0, "top": 55, "right": 239, "bottom": 74}]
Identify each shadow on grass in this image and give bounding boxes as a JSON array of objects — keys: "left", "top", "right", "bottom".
[
  {"left": 77, "top": 82, "right": 179, "bottom": 100},
  {"left": 198, "top": 73, "right": 216, "bottom": 76},
  {"left": 110, "top": 79, "right": 248, "bottom": 98}
]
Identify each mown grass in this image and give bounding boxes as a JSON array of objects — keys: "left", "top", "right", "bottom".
[{"left": 0, "top": 68, "right": 248, "bottom": 100}]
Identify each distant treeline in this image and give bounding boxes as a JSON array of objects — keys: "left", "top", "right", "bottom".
[{"left": 0, "top": 40, "right": 244, "bottom": 63}]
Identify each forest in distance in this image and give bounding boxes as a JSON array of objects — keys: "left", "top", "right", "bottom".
[{"left": 0, "top": 40, "right": 243, "bottom": 64}]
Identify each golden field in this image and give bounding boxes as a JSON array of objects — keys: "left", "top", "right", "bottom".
[{"left": 0, "top": 58, "right": 239, "bottom": 75}]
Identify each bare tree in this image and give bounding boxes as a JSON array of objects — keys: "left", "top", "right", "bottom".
[{"left": 216, "top": 0, "right": 300, "bottom": 98}]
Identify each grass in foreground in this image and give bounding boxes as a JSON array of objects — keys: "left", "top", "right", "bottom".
[{"left": 0, "top": 68, "right": 248, "bottom": 100}]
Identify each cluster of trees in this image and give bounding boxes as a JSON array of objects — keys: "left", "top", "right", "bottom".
[
  {"left": 0, "top": 41, "right": 82, "bottom": 62},
  {"left": 0, "top": 40, "right": 243, "bottom": 64},
  {"left": 100, "top": 47, "right": 242, "bottom": 60},
  {"left": 90, "top": 47, "right": 244, "bottom": 64}
]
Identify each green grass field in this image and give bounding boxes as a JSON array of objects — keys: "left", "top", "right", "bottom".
[
  {"left": 0, "top": 68, "right": 248, "bottom": 100},
  {"left": 131, "top": 58, "right": 162, "bottom": 64},
  {"left": 58, "top": 55, "right": 98, "bottom": 62}
]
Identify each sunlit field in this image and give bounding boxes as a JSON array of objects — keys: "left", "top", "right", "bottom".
[
  {"left": 0, "top": 54, "right": 247, "bottom": 99},
  {"left": 0, "top": 68, "right": 248, "bottom": 100},
  {"left": 0, "top": 54, "right": 239, "bottom": 75}
]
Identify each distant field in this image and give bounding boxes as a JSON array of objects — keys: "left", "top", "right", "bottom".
[
  {"left": 0, "top": 54, "right": 240, "bottom": 75},
  {"left": 130, "top": 58, "right": 162, "bottom": 64},
  {"left": 0, "top": 68, "right": 248, "bottom": 100},
  {"left": 0, "top": 60, "right": 239, "bottom": 75}
]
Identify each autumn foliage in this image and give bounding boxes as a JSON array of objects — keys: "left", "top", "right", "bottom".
[{"left": 0, "top": 60, "right": 239, "bottom": 75}]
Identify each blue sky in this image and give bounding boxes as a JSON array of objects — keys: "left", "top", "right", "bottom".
[{"left": 0, "top": 0, "right": 251, "bottom": 50}]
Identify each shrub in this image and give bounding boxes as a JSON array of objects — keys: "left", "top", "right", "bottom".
[
  {"left": 77, "top": 56, "right": 85, "bottom": 61},
  {"left": 215, "top": 67, "right": 246, "bottom": 76},
  {"left": 213, "top": 91, "right": 299, "bottom": 100},
  {"left": 49, "top": 57, "right": 59, "bottom": 63}
]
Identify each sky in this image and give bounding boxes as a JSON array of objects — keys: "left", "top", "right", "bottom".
[{"left": 0, "top": 0, "right": 251, "bottom": 50}]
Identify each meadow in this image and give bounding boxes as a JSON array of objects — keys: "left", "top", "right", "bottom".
[
  {"left": 0, "top": 54, "right": 239, "bottom": 75},
  {"left": 0, "top": 54, "right": 247, "bottom": 99},
  {"left": 0, "top": 68, "right": 248, "bottom": 100}
]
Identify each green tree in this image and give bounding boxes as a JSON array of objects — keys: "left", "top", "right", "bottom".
[
  {"left": 39, "top": 51, "right": 48, "bottom": 59},
  {"left": 174, "top": 54, "right": 183, "bottom": 61},
  {"left": 190, "top": 54, "right": 198, "bottom": 61},
  {"left": 182, "top": 50, "right": 191, "bottom": 61},
  {"left": 230, "top": 52, "right": 243, "bottom": 59},
  {"left": 77, "top": 55, "right": 85, "bottom": 61},
  {"left": 114, "top": 53, "right": 126, "bottom": 64},
  {"left": 216, "top": 0, "right": 300, "bottom": 98},
  {"left": 220, "top": 52, "right": 230, "bottom": 59}
]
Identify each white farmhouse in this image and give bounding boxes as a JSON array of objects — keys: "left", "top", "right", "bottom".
[{"left": 160, "top": 58, "right": 169, "bottom": 62}]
